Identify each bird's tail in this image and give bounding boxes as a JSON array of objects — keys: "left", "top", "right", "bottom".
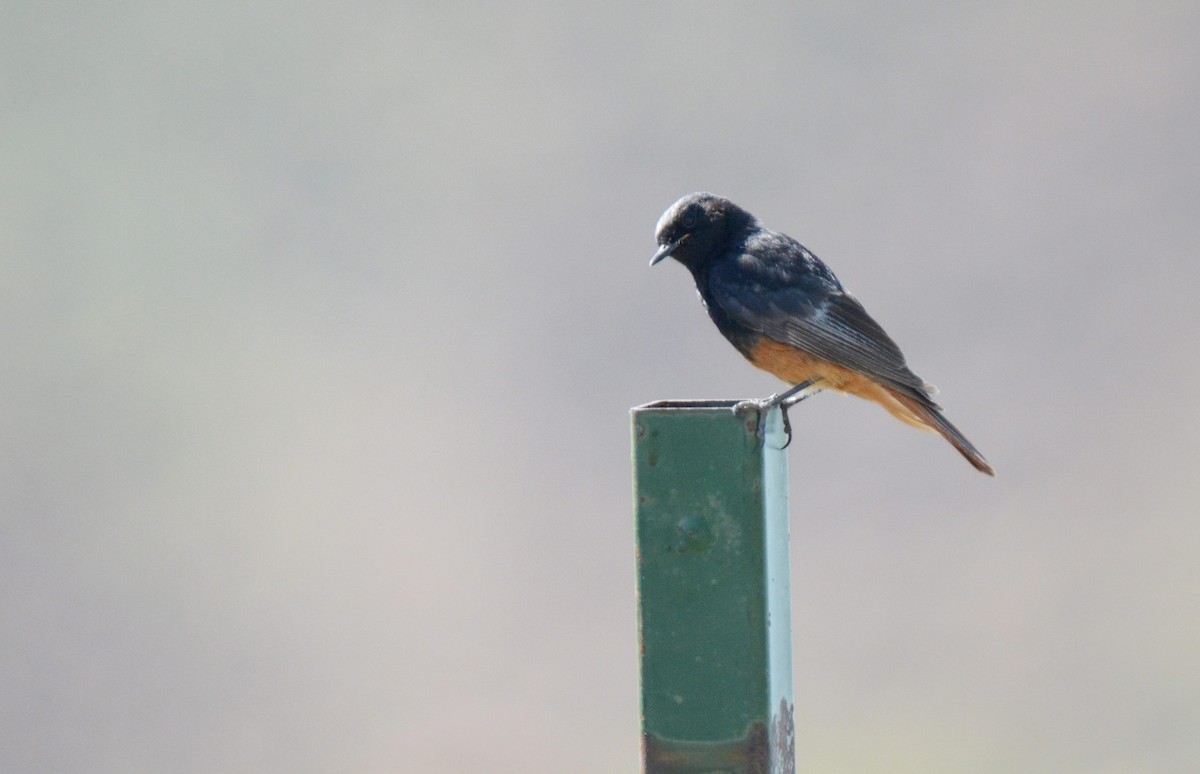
[{"left": 886, "top": 388, "right": 996, "bottom": 476}]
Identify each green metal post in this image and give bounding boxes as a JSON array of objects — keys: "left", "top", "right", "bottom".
[{"left": 632, "top": 400, "right": 795, "bottom": 774}]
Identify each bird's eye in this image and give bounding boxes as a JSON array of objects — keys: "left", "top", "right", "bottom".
[{"left": 681, "top": 209, "right": 699, "bottom": 229}]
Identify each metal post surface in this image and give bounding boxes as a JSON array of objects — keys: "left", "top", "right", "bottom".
[{"left": 632, "top": 400, "right": 795, "bottom": 774}]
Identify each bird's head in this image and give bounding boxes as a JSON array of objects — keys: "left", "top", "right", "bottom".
[{"left": 650, "top": 192, "right": 753, "bottom": 270}]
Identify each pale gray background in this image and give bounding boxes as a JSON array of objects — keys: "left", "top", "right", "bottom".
[{"left": 3, "top": 3, "right": 1198, "bottom": 772}]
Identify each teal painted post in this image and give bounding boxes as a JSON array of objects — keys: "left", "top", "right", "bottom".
[{"left": 632, "top": 400, "right": 796, "bottom": 774}]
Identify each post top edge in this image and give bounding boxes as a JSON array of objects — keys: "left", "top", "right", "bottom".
[{"left": 632, "top": 399, "right": 741, "bottom": 413}]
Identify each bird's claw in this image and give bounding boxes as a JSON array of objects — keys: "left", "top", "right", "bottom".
[
  {"left": 733, "top": 380, "right": 822, "bottom": 450},
  {"left": 779, "top": 406, "right": 794, "bottom": 449},
  {"left": 732, "top": 396, "right": 787, "bottom": 449}
]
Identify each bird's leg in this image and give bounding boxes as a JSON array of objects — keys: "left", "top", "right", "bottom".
[
  {"left": 778, "top": 381, "right": 824, "bottom": 449},
  {"left": 733, "top": 379, "right": 820, "bottom": 447}
]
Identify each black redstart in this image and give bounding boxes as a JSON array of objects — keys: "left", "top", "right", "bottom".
[{"left": 651, "top": 192, "right": 994, "bottom": 476}]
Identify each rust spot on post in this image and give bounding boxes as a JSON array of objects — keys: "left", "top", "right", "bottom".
[{"left": 771, "top": 698, "right": 795, "bottom": 774}]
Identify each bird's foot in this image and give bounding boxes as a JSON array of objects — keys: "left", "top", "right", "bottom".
[
  {"left": 732, "top": 379, "right": 823, "bottom": 449},
  {"left": 732, "top": 395, "right": 781, "bottom": 447}
]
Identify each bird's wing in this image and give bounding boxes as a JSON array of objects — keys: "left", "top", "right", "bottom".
[{"left": 709, "top": 256, "right": 936, "bottom": 397}]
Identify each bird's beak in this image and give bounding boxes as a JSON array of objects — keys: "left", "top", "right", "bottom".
[{"left": 649, "top": 236, "right": 686, "bottom": 266}]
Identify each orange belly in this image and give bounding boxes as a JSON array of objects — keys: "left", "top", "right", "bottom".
[{"left": 746, "top": 338, "right": 933, "bottom": 432}]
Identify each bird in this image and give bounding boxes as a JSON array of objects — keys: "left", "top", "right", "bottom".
[{"left": 650, "top": 192, "right": 994, "bottom": 476}]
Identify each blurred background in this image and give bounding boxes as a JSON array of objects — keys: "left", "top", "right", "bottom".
[{"left": 3, "top": 3, "right": 1198, "bottom": 772}]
